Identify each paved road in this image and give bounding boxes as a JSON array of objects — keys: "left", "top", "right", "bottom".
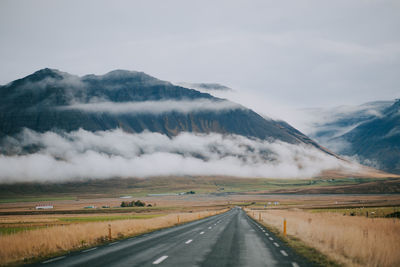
[{"left": 31, "top": 208, "right": 313, "bottom": 267}]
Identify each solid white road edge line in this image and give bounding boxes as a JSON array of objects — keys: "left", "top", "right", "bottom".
[
  {"left": 153, "top": 255, "right": 168, "bottom": 265},
  {"left": 42, "top": 256, "right": 66, "bottom": 264},
  {"left": 82, "top": 247, "right": 97, "bottom": 253},
  {"left": 108, "top": 241, "right": 119, "bottom": 246}
]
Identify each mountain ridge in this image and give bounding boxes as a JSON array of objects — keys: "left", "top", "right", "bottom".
[
  {"left": 304, "top": 99, "right": 400, "bottom": 174},
  {"left": 337, "top": 99, "right": 400, "bottom": 173},
  {"left": 0, "top": 68, "right": 325, "bottom": 151}
]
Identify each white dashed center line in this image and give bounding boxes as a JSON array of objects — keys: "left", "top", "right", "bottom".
[
  {"left": 292, "top": 262, "right": 300, "bottom": 267},
  {"left": 185, "top": 239, "right": 193, "bottom": 244},
  {"left": 200, "top": 231, "right": 205, "bottom": 235},
  {"left": 269, "top": 237, "right": 273, "bottom": 241},
  {"left": 208, "top": 226, "right": 212, "bottom": 229},
  {"left": 265, "top": 233, "right": 269, "bottom": 236},
  {"left": 42, "top": 256, "right": 66, "bottom": 264},
  {"left": 82, "top": 247, "right": 97, "bottom": 253},
  {"left": 262, "top": 230, "right": 265, "bottom": 232},
  {"left": 280, "top": 250, "right": 289, "bottom": 257},
  {"left": 273, "top": 242, "right": 280, "bottom": 247},
  {"left": 153, "top": 255, "right": 168, "bottom": 264}
]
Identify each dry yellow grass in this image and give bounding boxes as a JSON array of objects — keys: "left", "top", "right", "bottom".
[
  {"left": 248, "top": 209, "right": 400, "bottom": 267},
  {"left": 0, "top": 209, "right": 226, "bottom": 266}
]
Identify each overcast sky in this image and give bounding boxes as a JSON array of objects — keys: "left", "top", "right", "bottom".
[{"left": 1, "top": 0, "right": 399, "bottom": 110}]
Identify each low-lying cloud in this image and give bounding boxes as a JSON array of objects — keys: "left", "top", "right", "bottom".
[
  {"left": 0, "top": 128, "right": 359, "bottom": 182},
  {"left": 60, "top": 99, "right": 243, "bottom": 114}
]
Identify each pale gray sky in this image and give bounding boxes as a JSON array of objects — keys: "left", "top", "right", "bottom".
[{"left": 1, "top": 0, "right": 399, "bottom": 110}]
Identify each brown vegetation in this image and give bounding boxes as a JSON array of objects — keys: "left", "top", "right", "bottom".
[
  {"left": 248, "top": 209, "right": 400, "bottom": 267},
  {"left": 0, "top": 209, "right": 226, "bottom": 266}
]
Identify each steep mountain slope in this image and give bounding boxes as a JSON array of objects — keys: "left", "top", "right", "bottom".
[
  {"left": 303, "top": 101, "right": 394, "bottom": 146},
  {"left": 337, "top": 99, "right": 400, "bottom": 174},
  {"left": 0, "top": 68, "right": 323, "bottom": 149}
]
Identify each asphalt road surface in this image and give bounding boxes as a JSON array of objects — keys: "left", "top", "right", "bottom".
[{"left": 30, "top": 208, "right": 313, "bottom": 267}]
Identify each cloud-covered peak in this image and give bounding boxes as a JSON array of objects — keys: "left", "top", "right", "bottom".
[
  {"left": 176, "top": 82, "right": 233, "bottom": 92},
  {"left": 6, "top": 68, "right": 71, "bottom": 87},
  {"left": 82, "top": 69, "right": 169, "bottom": 86},
  {"left": 103, "top": 69, "right": 147, "bottom": 78}
]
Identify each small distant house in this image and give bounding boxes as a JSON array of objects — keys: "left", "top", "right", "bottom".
[
  {"left": 35, "top": 205, "right": 53, "bottom": 210},
  {"left": 84, "top": 205, "right": 96, "bottom": 209}
]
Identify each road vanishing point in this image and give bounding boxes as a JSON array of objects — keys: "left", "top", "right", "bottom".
[{"left": 30, "top": 208, "right": 313, "bottom": 267}]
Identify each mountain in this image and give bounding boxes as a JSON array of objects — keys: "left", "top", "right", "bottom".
[
  {"left": 0, "top": 68, "right": 326, "bottom": 150},
  {"left": 303, "top": 99, "right": 400, "bottom": 174},
  {"left": 335, "top": 99, "right": 400, "bottom": 174},
  {"left": 304, "top": 101, "right": 394, "bottom": 146},
  {"left": 174, "top": 82, "right": 232, "bottom": 92}
]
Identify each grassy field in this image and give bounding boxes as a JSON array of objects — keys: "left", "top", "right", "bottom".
[
  {"left": 1, "top": 176, "right": 399, "bottom": 201},
  {"left": 0, "top": 226, "right": 46, "bottom": 235},
  {"left": 0, "top": 197, "right": 76, "bottom": 204},
  {"left": 247, "top": 208, "right": 400, "bottom": 267},
  {"left": 57, "top": 214, "right": 162, "bottom": 223},
  {"left": 311, "top": 206, "right": 400, "bottom": 218},
  {"left": 0, "top": 214, "right": 164, "bottom": 236},
  {"left": 0, "top": 209, "right": 227, "bottom": 266},
  {"left": 1, "top": 176, "right": 400, "bottom": 266}
]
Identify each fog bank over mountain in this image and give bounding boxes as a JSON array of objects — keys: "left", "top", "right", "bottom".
[{"left": 0, "top": 129, "right": 358, "bottom": 182}]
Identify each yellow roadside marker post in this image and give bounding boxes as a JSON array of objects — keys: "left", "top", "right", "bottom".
[{"left": 283, "top": 218, "right": 287, "bottom": 236}]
